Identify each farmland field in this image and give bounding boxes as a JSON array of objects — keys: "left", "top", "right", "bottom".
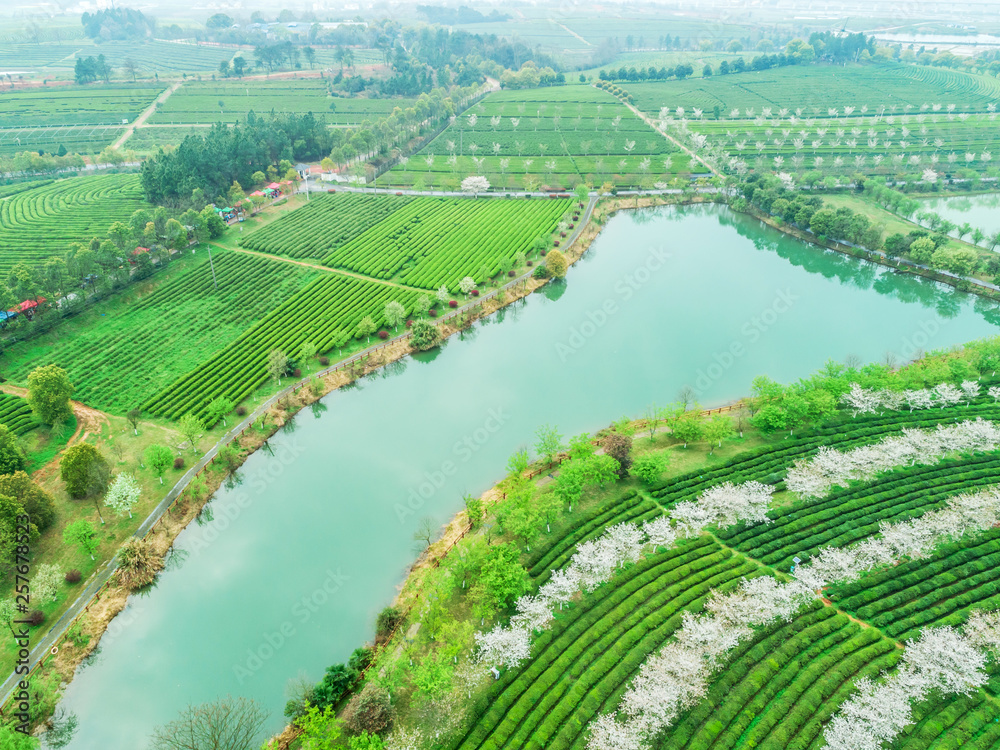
[
  {"left": 388, "top": 85, "right": 689, "bottom": 190},
  {"left": 240, "top": 192, "right": 414, "bottom": 260},
  {"left": 0, "top": 393, "right": 39, "bottom": 436},
  {"left": 626, "top": 64, "right": 1000, "bottom": 116},
  {"left": 0, "top": 174, "right": 150, "bottom": 275},
  {"left": 0, "top": 250, "right": 317, "bottom": 415},
  {"left": 441, "top": 387, "right": 1000, "bottom": 750},
  {"left": 148, "top": 78, "right": 416, "bottom": 126},
  {"left": 242, "top": 192, "right": 573, "bottom": 290},
  {"left": 625, "top": 64, "right": 1000, "bottom": 181},
  {"left": 319, "top": 197, "right": 573, "bottom": 289},
  {"left": 0, "top": 83, "right": 164, "bottom": 128},
  {"left": 144, "top": 273, "right": 422, "bottom": 421}
]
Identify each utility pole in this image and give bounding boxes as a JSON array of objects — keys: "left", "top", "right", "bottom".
[{"left": 207, "top": 245, "right": 218, "bottom": 291}]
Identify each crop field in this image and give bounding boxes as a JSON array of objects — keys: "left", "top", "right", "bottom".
[
  {"left": 0, "top": 250, "right": 317, "bottom": 415},
  {"left": 122, "top": 125, "right": 207, "bottom": 154},
  {"left": 0, "top": 393, "right": 39, "bottom": 436},
  {"left": 681, "top": 109, "right": 1000, "bottom": 178},
  {"left": 148, "top": 78, "right": 416, "bottom": 126},
  {"left": 144, "top": 273, "right": 422, "bottom": 421},
  {"left": 241, "top": 192, "right": 413, "bottom": 260},
  {"left": 446, "top": 388, "right": 1000, "bottom": 750},
  {"left": 0, "top": 83, "right": 164, "bottom": 129},
  {"left": 0, "top": 174, "right": 150, "bottom": 275},
  {"left": 626, "top": 65, "right": 1000, "bottom": 116},
  {"left": 0, "top": 40, "right": 246, "bottom": 78},
  {"left": 242, "top": 193, "right": 572, "bottom": 290},
  {"left": 319, "top": 197, "right": 572, "bottom": 289},
  {"left": 388, "top": 85, "right": 689, "bottom": 190}
]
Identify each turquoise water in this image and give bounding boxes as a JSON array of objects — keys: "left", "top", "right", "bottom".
[
  {"left": 921, "top": 192, "right": 1000, "bottom": 237},
  {"left": 56, "top": 204, "right": 1000, "bottom": 747}
]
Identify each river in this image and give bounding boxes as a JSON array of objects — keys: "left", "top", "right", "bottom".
[
  {"left": 55, "top": 203, "right": 1000, "bottom": 747},
  {"left": 921, "top": 192, "right": 1000, "bottom": 238}
]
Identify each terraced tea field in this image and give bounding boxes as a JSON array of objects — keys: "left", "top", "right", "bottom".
[
  {"left": 446, "top": 392, "right": 1000, "bottom": 750},
  {"left": 148, "top": 78, "right": 416, "bottom": 126},
  {"left": 243, "top": 193, "right": 573, "bottom": 290},
  {"left": 0, "top": 174, "right": 150, "bottom": 274},
  {"left": 388, "top": 85, "right": 689, "bottom": 190},
  {"left": 0, "top": 250, "right": 317, "bottom": 415}
]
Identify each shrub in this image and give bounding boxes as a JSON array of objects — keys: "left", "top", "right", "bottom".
[
  {"left": 65, "top": 569, "right": 81, "bottom": 584},
  {"left": 376, "top": 606, "right": 404, "bottom": 639},
  {"left": 508, "top": 270, "right": 516, "bottom": 277},
  {"left": 560, "top": 231, "right": 567, "bottom": 237},
  {"left": 114, "top": 538, "right": 164, "bottom": 592},
  {"left": 429, "top": 309, "right": 438, "bottom": 317},
  {"left": 343, "top": 682, "right": 394, "bottom": 734},
  {"left": 236, "top": 405, "right": 247, "bottom": 417},
  {"left": 406, "top": 319, "right": 413, "bottom": 327},
  {"left": 526, "top": 260, "right": 533, "bottom": 267},
  {"left": 472, "top": 288, "right": 480, "bottom": 296},
  {"left": 533, "top": 265, "right": 550, "bottom": 279},
  {"left": 553, "top": 240, "right": 560, "bottom": 247},
  {"left": 449, "top": 299, "right": 458, "bottom": 308},
  {"left": 27, "top": 610, "right": 44, "bottom": 626},
  {"left": 173, "top": 456, "right": 185, "bottom": 470},
  {"left": 293, "top": 368, "right": 301, "bottom": 377},
  {"left": 319, "top": 356, "right": 330, "bottom": 366},
  {"left": 378, "top": 330, "right": 389, "bottom": 340}
]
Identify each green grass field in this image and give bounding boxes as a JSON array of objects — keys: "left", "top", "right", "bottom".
[{"left": 388, "top": 85, "right": 688, "bottom": 190}]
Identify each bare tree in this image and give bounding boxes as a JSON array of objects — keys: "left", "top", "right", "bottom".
[
  {"left": 413, "top": 516, "right": 437, "bottom": 549},
  {"left": 149, "top": 696, "right": 267, "bottom": 750}
]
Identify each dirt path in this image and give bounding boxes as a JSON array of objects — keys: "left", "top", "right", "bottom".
[
  {"left": 112, "top": 81, "right": 182, "bottom": 150},
  {"left": 223, "top": 243, "right": 435, "bottom": 294},
  {"left": 552, "top": 20, "right": 593, "bottom": 47},
  {"left": 618, "top": 96, "right": 718, "bottom": 176},
  {"left": 0, "top": 385, "right": 110, "bottom": 481}
]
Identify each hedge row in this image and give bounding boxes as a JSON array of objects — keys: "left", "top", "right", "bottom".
[{"left": 451, "top": 540, "right": 762, "bottom": 750}]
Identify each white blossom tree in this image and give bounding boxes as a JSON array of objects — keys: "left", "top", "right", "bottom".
[
  {"left": 461, "top": 175, "right": 490, "bottom": 196},
  {"left": 105, "top": 472, "right": 140, "bottom": 519}
]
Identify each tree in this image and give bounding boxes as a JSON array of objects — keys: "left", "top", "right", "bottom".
[
  {"left": 459, "top": 276, "right": 476, "bottom": 296},
  {"left": 545, "top": 249, "right": 568, "bottom": 278},
  {"left": 26, "top": 364, "right": 73, "bottom": 426},
  {"left": 410, "top": 319, "right": 440, "bottom": 351},
  {"left": 59, "top": 443, "right": 110, "bottom": 499},
  {"left": 268, "top": 349, "right": 288, "bottom": 385},
  {"left": 909, "top": 236, "right": 936, "bottom": 264},
  {"left": 105, "top": 472, "right": 140, "bottom": 518},
  {"left": 413, "top": 516, "right": 436, "bottom": 548},
  {"left": 144, "top": 444, "right": 173, "bottom": 485},
  {"left": 472, "top": 543, "right": 530, "bottom": 611},
  {"left": 0, "top": 425, "right": 25, "bottom": 476},
  {"left": 63, "top": 520, "right": 98, "bottom": 560},
  {"left": 632, "top": 453, "right": 668, "bottom": 484},
  {"left": 704, "top": 414, "right": 734, "bottom": 453},
  {"left": 461, "top": 175, "right": 490, "bottom": 195},
  {"left": 574, "top": 183, "right": 590, "bottom": 203},
  {"left": 602, "top": 433, "right": 633, "bottom": 477},
  {"left": 343, "top": 682, "right": 393, "bottom": 735},
  {"left": 356, "top": 316, "right": 376, "bottom": 343},
  {"left": 0, "top": 472, "right": 54, "bottom": 531},
  {"left": 384, "top": 300, "right": 406, "bottom": 331},
  {"left": 535, "top": 424, "right": 564, "bottom": 464},
  {"left": 671, "top": 412, "right": 704, "bottom": 447},
  {"left": 149, "top": 695, "right": 268, "bottom": 750},
  {"left": 205, "top": 396, "right": 235, "bottom": 428},
  {"left": 312, "top": 664, "right": 356, "bottom": 709},
  {"left": 179, "top": 414, "right": 203, "bottom": 452},
  {"left": 126, "top": 407, "right": 142, "bottom": 436}
]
